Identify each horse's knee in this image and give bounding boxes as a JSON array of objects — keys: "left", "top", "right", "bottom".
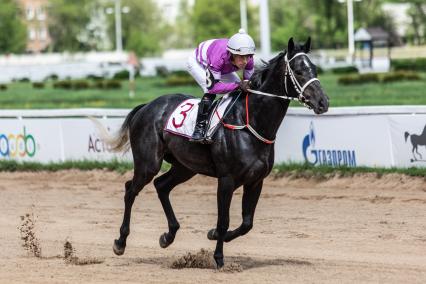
[{"left": 154, "top": 176, "right": 167, "bottom": 193}]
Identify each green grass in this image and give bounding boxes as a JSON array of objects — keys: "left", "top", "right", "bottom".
[
  {"left": 1, "top": 160, "right": 424, "bottom": 178},
  {"left": 0, "top": 77, "right": 203, "bottom": 109},
  {"left": 273, "top": 162, "right": 426, "bottom": 179},
  {"left": 0, "top": 72, "right": 425, "bottom": 109},
  {"left": 316, "top": 72, "right": 426, "bottom": 107},
  {"left": 0, "top": 159, "right": 171, "bottom": 174}
]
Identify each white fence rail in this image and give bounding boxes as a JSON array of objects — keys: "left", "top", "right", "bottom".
[{"left": 1, "top": 106, "right": 425, "bottom": 168}]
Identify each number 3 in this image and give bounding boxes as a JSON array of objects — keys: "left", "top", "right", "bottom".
[{"left": 172, "top": 102, "right": 195, "bottom": 128}]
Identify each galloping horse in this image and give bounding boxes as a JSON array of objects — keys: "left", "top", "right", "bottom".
[{"left": 98, "top": 37, "right": 329, "bottom": 268}]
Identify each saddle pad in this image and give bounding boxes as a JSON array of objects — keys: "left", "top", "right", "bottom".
[{"left": 164, "top": 95, "right": 233, "bottom": 138}]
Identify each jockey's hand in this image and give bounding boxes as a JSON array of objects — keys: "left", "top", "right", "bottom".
[{"left": 239, "top": 80, "right": 251, "bottom": 93}]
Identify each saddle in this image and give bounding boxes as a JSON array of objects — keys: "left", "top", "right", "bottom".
[{"left": 164, "top": 94, "right": 235, "bottom": 140}]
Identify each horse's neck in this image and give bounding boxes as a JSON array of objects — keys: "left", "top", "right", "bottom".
[{"left": 246, "top": 85, "right": 290, "bottom": 140}]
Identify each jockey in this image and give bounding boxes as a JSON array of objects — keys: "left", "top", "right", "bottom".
[{"left": 186, "top": 28, "right": 256, "bottom": 143}]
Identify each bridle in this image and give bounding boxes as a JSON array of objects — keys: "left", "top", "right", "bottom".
[
  {"left": 219, "top": 52, "right": 320, "bottom": 144},
  {"left": 247, "top": 52, "right": 320, "bottom": 110}
]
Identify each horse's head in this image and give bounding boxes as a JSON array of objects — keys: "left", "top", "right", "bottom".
[{"left": 284, "top": 37, "right": 329, "bottom": 114}]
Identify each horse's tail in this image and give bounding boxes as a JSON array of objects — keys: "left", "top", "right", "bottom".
[
  {"left": 90, "top": 104, "right": 146, "bottom": 152},
  {"left": 404, "top": 131, "right": 410, "bottom": 142}
]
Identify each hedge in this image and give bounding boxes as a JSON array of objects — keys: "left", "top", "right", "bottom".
[
  {"left": 338, "top": 71, "right": 421, "bottom": 85},
  {"left": 165, "top": 75, "right": 196, "bottom": 86},
  {"left": 391, "top": 58, "right": 426, "bottom": 72},
  {"left": 32, "top": 82, "right": 45, "bottom": 89}
]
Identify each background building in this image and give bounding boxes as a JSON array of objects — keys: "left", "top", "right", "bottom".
[{"left": 18, "top": 0, "right": 51, "bottom": 53}]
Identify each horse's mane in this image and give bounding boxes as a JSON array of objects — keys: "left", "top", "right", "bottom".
[{"left": 250, "top": 51, "right": 286, "bottom": 89}]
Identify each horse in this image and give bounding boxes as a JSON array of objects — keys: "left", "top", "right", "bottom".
[
  {"left": 405, "top": 125, "right": 426, "bottom": 161},
  {"left": 97, "top": 37, "right": 329, "bottom": 268}
]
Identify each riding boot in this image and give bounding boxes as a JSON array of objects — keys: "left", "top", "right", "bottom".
[{"left": 190, "top": 93, "right": 215, "bottom": 143}]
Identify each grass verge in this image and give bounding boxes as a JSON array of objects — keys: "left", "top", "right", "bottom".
[{"left": 1, "top": 160, "right": 424, "bottom": 178}]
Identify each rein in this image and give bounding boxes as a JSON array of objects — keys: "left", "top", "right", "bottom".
[{"left": 221, "top": 52, "right": 319, "bottom": 144}]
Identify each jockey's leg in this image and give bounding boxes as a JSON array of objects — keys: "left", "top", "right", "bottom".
[{"left": 190, "top": 93, "right": 216, "bottom": 143}]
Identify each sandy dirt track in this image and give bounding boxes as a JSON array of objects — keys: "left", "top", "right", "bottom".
[{"left": 0, "top": 170, "right": 425, "bottom": 283}]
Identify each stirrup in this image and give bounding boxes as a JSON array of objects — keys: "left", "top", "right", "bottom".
[
  {"left": 189, "top": 128, "right": 205, "bottom": 143},
  {"left": 203, "top": 136, "right": 214, "bottom": 144}
]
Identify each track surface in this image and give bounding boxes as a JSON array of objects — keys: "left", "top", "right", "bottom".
[{"left": 0, "top": 170, "right": 425, "bottom": 283}]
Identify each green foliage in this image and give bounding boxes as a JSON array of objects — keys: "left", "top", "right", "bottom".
[
  {"left": 2, "top": 73, "right": 426, "bottom": 109},
  {"left": 48, "top": 0, "right": 92, "bottom": 52},
  {"left": 0, "top": 0, "right": 27, "bottom": 53},
  {"left": 382, "top": 71, "right": 421, "bottom": 83},
  {"left": 92, "top": 80, "right": 106, "bottom": 89},
  {"left": 72, "top": 80, "right": 90, "bottom": 90},
  {"left": 171, "top": 0, "right": 194, "bottom": 49},
  {"left": 0, "top": 159, "right": 133, "bottom": 174},
  {"left": 107, "top": 0, "right": 168, "bottom": 56},
  {"left": 391, "top": 58, "right": 426, "bottom": 72},
  {"left": 273, "top": 162, "right": 426, "bottom": 178},
  {"left": 0, "top": 84, "right": 8, "bottom": 91},
  {"left": 338, "top": 71, "right": 421, "bottom": 85},
  {"left": 32, "top": 82, "right": 45, "bottom": 89},
  {"left": 112, "top": 70, "right": 130, "bottom": 80},
  {"left": 331, "top": 66, "right": 359, "bottom": 74},
  {"left": 104, "top": 80, "right": 122, "bottom": 89},
  {"left": 1, "top": 160, "right": 423, "bottom": 178},
  {"left": 87, "top": 74, "right": 104, "bottom": 81},
  {"left": 53, "top": 80, "right": 72, "bottom": 89},
  {"left": 338, "top": 73, "right": 380, "bottom": 85},
  {"left": 165, "top": 75, "right": 196, "bottom": 86},
  {"left": 192, "top": 0, "right": 240, "bottom": 43}
]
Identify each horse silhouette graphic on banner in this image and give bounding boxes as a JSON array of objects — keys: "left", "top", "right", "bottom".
[{"left": 405, "top": 124, "right": 426, "bottom": 162}]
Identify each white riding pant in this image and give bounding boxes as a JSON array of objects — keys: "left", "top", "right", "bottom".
[{"left": 186, "top": 51, "right": 240, "bottom": 94}]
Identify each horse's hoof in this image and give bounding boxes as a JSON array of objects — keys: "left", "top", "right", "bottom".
[
  {"left": 207, "top": 229, "right": 218, "bottom": 240},
  {"left": 159, "top": 233, "right": 170, "bottom": 248},
  {"left": 215, "top": 258, "right": 224, "bottom": 269},
  {"left": 113, "top": 239, "right": 125, "bottom": 255}
]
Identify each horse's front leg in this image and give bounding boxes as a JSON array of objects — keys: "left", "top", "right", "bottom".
[
  {"left": 213, "top": 175, "right": 234, "bottom": 268},
  {"left": 208, "top": 179, "right": 263, "bottom": 243}
]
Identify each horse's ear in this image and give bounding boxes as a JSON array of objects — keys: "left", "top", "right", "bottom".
[
  {"left": 288, "top": 37, "right": 295, "bottom": 52},
  {"left": 303, "top": 37, "right": 311, "bottom": 53}
]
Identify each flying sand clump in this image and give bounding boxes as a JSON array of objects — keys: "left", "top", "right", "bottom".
[{"left": 19, "top": 213, "right": 42, "bottom": 258}]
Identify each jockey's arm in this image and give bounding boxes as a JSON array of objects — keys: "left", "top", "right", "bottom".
[{"left": 206, "top": 68, "right": 239, "bottom": 94}]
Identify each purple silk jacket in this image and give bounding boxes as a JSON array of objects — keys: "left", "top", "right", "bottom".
[{"left": 195, "top": 38, "right": 254, "bottom": 94}]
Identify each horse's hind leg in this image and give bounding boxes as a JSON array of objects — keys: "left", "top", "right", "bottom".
[
  {"left": 208, "top": 179, "right": 263, "bottom": 243},
  {"left": 412, "top": 144, "right": 419, "bottom": 160},
  {"left": 113, "top": 155, "right": 162, "bottom": 256},
  {"left": 154, "top": 163, "right": 195, "bottom": 248}
]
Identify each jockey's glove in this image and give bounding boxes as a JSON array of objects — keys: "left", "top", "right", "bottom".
[{"left": 239, "top": 80, "right": 251, "bottom": 93}]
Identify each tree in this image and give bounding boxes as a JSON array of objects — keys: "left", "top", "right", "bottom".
[
  {"left": 170, "top": 0, "right": 194, "bottom": 49},
  {"left": 192, "top": 0, "right": 240, "bottom": 43},
  {"left": 104, "top": 0, "right": 168, "bottom": 56},
  {"left": 48, "top": 0, "right": 92, "bottom": 52},
  {"left": 0, "top": 0, "right": 27, "bottom": 54}
]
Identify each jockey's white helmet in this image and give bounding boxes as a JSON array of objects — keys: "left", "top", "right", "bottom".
[{"left": 227, "top": 29, "right": 256, "bottom": 55}]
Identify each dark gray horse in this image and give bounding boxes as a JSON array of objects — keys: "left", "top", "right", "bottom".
[{"left": 98, "top": 38, "right": 329, "bottom": 268}]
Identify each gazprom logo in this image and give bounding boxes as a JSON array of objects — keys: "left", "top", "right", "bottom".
[{"left": 302, "top": 122, "right": 357, "bottom": 167}]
